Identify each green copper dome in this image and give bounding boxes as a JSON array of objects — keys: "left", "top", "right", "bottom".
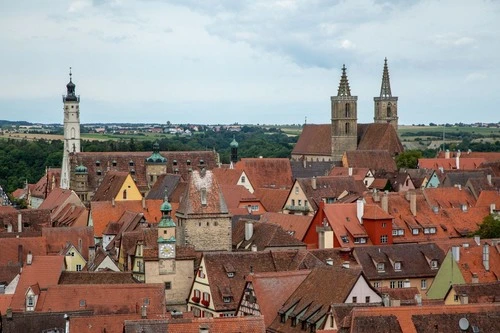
[
  {"left": 146, "top": 142, "right": 167, "bottom": 163},
  {"left": 160, "top": 200, "right": 172, "bottom": 213},
  {"left": 230, "top": 137, "right": 239, "bottom": 148},
  {"left": 75, "top": 164, "right": 88, "bottom": 173}
]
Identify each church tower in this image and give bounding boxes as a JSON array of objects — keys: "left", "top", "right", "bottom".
[
  {"left": 374, "top": 58, "right": 398, "bottom": 130},
  {"left": 60, "top": 68, "right": 81, "bottom": 189},
  {"left": 331, "top": 64, "right": 358, "bottom": 162},
  {"left": 158, "top": 195, "right": 176, "bottom": 274},
  {"left": 230, "top": 136, "right": 238, "bottom": 165}
]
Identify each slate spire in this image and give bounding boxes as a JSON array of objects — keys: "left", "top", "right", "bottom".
[
  {"left": 337, "top": 64, "right": 351, "bottom": 97},
  {"left": 379, "top": 58, "right": 392, "bottom": 98}
]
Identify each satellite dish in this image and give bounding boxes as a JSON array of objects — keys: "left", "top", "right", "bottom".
[{"left": 459, "top": 317, "right": 470, "bottom": 331}]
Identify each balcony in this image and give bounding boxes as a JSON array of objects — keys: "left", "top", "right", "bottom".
[{"left": 285, "top": 205, "right": 310, "bottom": 213}]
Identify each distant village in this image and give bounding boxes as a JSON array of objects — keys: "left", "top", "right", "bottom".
[{"left": 0, "top": 61, "right": 499, "bottom": 333}]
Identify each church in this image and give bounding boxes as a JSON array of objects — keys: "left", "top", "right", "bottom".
[{"left": 291, "top": 59, "right": 404, "bottom": 164}]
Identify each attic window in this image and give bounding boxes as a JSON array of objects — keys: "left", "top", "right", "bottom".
[
  {"left": 144, "top": 298, "right": 150, "bottom": 305},
  {"left": 129, "top": 160, "right": 134, "bottom": 167},
  {"left": 341, "top": 236, "right": 349, "bottom": 243},
  {"left": 96, "top": 161, "right": 101, "bottom": 167},
  {"left": 227, "top": 272, "right": 234, "bottom": 278},
  {"left": 186, "top": 159, "right": 191, "bottom": 166},
  {"left": 412, "top": 228, "right": 419, "bottom": 235},
  {"left": 173, "top": 159, "right": 177, "bottom": 166},
  {"left": 200, "top": 159, "right": 205, "bottom": 165},
  {"left": 79, "top": 299, "right": 86, "bottom": 307},
  {"left": 377, "top": 263, "right": 385, "bottom": 272},
  {"left": 97, "top": 170, "right": 102, "bottom": 176},
  {"left": 130, "top": 169, "right": 135, "bottom": 175},
  {"left": 241, "top": 176, "right": 246, "bottom": 183},
  {"left": 394, "top": 262, "right": 402, "bottom": 271},
  {"left": 112, "top": 160, "right": 117, "bottom": 167},
  {"left": 223, "top": 296, "right": 232, "bottom": 303},
  {"left": 430, "top": 260, "right": 438, "bottom": 269}
]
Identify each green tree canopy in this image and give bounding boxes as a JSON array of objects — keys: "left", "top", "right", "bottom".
[
  {"left": 396, "top": 150, "right": 422, "bottom": 169},
  {"left": 474, "top": 214, "right": 500, "bottom": 238}
]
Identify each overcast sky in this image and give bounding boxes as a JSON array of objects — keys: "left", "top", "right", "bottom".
[{"left": 0, "top": 0, "right": 499, "bottom": 125}]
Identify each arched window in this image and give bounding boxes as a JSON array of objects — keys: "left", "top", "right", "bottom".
[
  {"left": 70, "top": 127, "right": 76, "bottom": 139},
  {"left": 345, "top": 123, "right": 350, "bottom": 134},
  {"left": 122, "top": 189, "right": 127, "bottom": 199},
  {"left": 345, "top": 103, "right": 350, "bottom": 117},
  {"left": 387, "top": 106, "right": 392, "bottom": 118}
]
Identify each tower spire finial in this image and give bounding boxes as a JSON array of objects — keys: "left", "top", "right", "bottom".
[
  {"left": 337, "top": 64, "right": 351, "bottom": 97},
  {"left": 380, "top": 58, "right": 392, "bottom": 98},
  {"left": 69, "top": 67, "right": 72, "bottom": 81}
]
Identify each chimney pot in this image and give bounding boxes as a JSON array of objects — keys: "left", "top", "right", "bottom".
[
  {"left": 356, "top": 199, "right": 364, "bottom": 224},
  {"left": 311, "top": 176, "right": 317, "bottom": 190}
]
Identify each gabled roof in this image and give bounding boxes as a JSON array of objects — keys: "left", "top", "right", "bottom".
[
  {"left": 232, "top": 220, "right": 306, "bottom": 251},
  {"left": 90, "top": 199, "right": 164, "bottom": 237},
  {"left": 242, "top": 270, "right": 310, "bottom": 327},
  {"left": 260, "top": 212, "right": 313, "bottom": 241},
  {"left": 321, "top": 203, "right": 372, "bottom": 248},
  {"left": 202, "top": 250, "right": 325, "bottom": 311},
  {"left": 254, "top": 188, "right": 289, "bottom": 213},
  {"left": 296, "top": 176, "right": 366, "bottom": 211},
  {"left": 329, "top": 167, "right": 371, "bottom": 181},
  {"left": 343, "top": 150, "right": 397, "bottom": 172},
  {"left": 442, "top": 169, "right": 493, "bottom": 187},
  {"left": 291, "top": 124, "right": 332, "bottom": 156},
  {"left": 92, "top": 171, "right": 131, "bottom": 201},
  {"left": 235, "top": 158, "right": 293, "bottom": 190},
  {"left": 58, "top": 271, "right": 137, "bottom": 284},
  {"left": 437, "top": 151, "right": 500, "bottom": 162},
  {"left": 145, "top": 173, "right": 182, "bottom": 200},
  {"left": 354, "top": 243, "right": 445, "bottom": 280},
  {"left": 475, "top": 190, "right": 500, "bottom": 208},
  {"left": 0, "top": 265, "right": 21, "bottom": 285},
  {"left": 211, "top": 168, "right": 245, "bottom": 186},
  {"left": 38, "top": 188, "right": 74, "bottom": 211},
  {"left": 447, "top": 281, "right": 500, "bottom": 304},
  {"left": 290, "top": 160, "right": 334, "bottom": 179},
  {"left": 30, "top": 168, "right": 61, "bottom": 199},
  {"left": 167, "top": 315, "right": 266, "bottom": 333},
  {"left": 418, "top": 157, "right": 486, "bottom": 171},
  {"left": 42, "top": 226, "right": 94, "bottom": 260},
  {"left": 0, "top": 209, "right": 52, "bottom": 234},
  {"left": 454, "top": 242, "right": 500, "bottom": 283},
  {"left": 0, "top": 237, "right": 48, "bottom": 266},
  {"left": 357, "top": 123, "right": 404, "bottom": 155},
  {"left": 220, "top": 185, "right": 261, "bottom": 214}
]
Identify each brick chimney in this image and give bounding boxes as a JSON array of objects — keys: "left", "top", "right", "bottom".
[{"left": 410, "top": 191, "right": 417, "bottom": 217}]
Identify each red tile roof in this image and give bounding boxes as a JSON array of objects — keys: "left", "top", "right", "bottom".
[
  {"left": 437, "top": 151, "right": 500, "bottom": 161},
  {"left": 0, "top": 237, "right": 48, "bottom": 266},
  {"left": 168, "top": 315, "right": 266, "bottom": 333},
  {"left": 329, "top": 167, "right": 371, "bottom": 181},
  {"left": 70, "top": 313, "right": 142, "bottom": 333},
  {"left": 30, "top": 168, "right": 61, "bottom": 199},
  {"left": 92, "top": 171, "right": 131, "bottom": 201},
  {"left": 0, "top": 294, "right": 13, "bottom": 315},
  {"left": 212, "top": 168, "right": 244, "bottom": 186},
  {"left": 455, "top": 241, "right": 500, "bottom": 283},
  {"left": 232, "top": 220, "right": 306, "bottom": 251},
  {"left": 220, "top": 185, "right": 261, "bottom": 213},
  {"left": 418, "top": 157, "right": 486, "bottom": 171},
  {"left": 343, "top": 150, "right": 397, "bottom": 172},
  {"left": 322, "top": 203, "right": 372, "bottom": 248},
  {"left": 357, "top": 123, "right": 404, "bottom": 155},
  {"left": 235, "top": 158, "right": 293, "bottom": 190},
  {"left": 476, "top": 190, "right": 500, "bottom": 208},
  {"left": 260, "top": 212, "right": 312, "bottom": 241},
  {"left": 254, "top": 188, "right": 289, "bottom": 213},
  {"left": 292, "top": 124, "right": 332, "bottom": 156},
  {"left": 42, "top": 226, "right": 94, "bottom": 260}
]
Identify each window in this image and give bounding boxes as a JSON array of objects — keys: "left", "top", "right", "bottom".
[
  {"left": 227, "top": 272, "right": 234, "bottom": 278},
  {"left": 96, "top": 161, "right": 101, "bottom": 167},
  {"left": 397, "top": 280, "right": 404, "bottom": 288},
  {"left": 194, "top": 289, "right": 201, "bottom": 298},
  {"left": 76, "top": 264, "right": 82, "bottom": 271},
  {"left": 430, "top": 260, "right": 438, "bottom": 269},
  {"left": 454, "top": 295, "right": 459, "bottom": 302},
  {"left": 79, "top": 299, "right": 86, "bottom": 307},
  {"left": 192, "top": 306, "right": 201, "bottom": 317},
  {"left": 173, "top": 159, "right": 178, "bottom": 166},
  {"left": 295, "top": 186, "right": 299, "bottom": 194},
  {"left": 291, "top": 199, "right": 295, "bottom": 206},
  {"left": 122, "top": 189, "right": 127, "bottom": 199},
  {"left": 345, "top": 122, "right": 350, "bottom": 134},
  {"left": 392, "top": 230, "right": 398, "bottom": 236},
  {"left": 394, "top": 262, "right": 401, "bottom": 271},
  {"left": 345, "top": 103, "right": 350, "bottom": 117},
  {"left": 129, "top": 160, "right": 134, "bottom": 167},
  {"left": 186, "top": 160, "right": 191, "bottom": 166},
  {"left": 412, "top": 228, "right": 419, "bottom": 235},
  {"left": 430, "top": 227, "right": 436, "bottom": 234},
  {"left": 280, "top": 314, "right": 286, "bottom": 323},
  {"left": 241, "top": 176, "right": 246, "bottom": 183},
  {"left": 377, "top": 263, "right": 385, "bottom": 272},
  {"left": 27, "top": 295, "right": 34, "bottom": 307},
  {"left": 298, "top": 200, "right": 302, "bottom": 206},
  {"left": 203, "top": 292, "right": 210, "bottom": 302},
  {"left": 200, "top": 159, "right": 205, "bottom": 165},
  {"left": 341, "top": 236, "right": 349, "bottom": 243},
  {"left": 387, "top": 106, "right": 392, "bottom": 117},
  {"left": 198, "top": 268, "right": 205, "bottom": 278},
  {"left": 96, "top": 170, "right": 102, "bottom": 176},
  {"left": 223, "top": 296, "right": 232, "bottom": 303},
  {"left": 421, "top": 279, "right": 427, "bottom": 290},
  {"left": 382, "top": 222, "right": 386, "bottom": 228},
  {"left": 112, "top": 160, "right": 117, "bottom": 167},
  {"left": 390, "top": 281, "right": 396, "bottom": 289},
  {"left": 352, "top": 296, "right": 357, "bottom": 303},
  {"left": 398, "top": 229, "right": 404, "bottom": 236},
  {"left": 143, "top": 298, "right": 150, "bottom": 305},
  {"left": 373, "top": 282, "right": 381, "bottom": 288},
  {"left": 365, "top": 296, "right": 370, "bottom": 303},
  {"left": 304, "top": 200, "right": 308, "bottom": 207},
  {"left": 380, "top": 235, "right": 388, "bottom": 243}
]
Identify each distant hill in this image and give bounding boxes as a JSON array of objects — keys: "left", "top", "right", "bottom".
[{"left": 0, "top": 120, "right": 32, "bottom": 126}]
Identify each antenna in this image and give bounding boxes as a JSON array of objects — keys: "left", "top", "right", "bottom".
[
  {"left": 458, "top": 317, "right": 469, "bottom": 331},
  {"left": 304, "top": 116, "right": 307, "bottom": 125}
]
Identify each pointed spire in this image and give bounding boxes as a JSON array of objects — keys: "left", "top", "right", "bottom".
[
  {"left": 379, "top": 58, "right": 392, "bottom": 98},
  {"left": 69, "top": 67, "right": 72, "bottom": 82},
  {"left": 337, "top": 64, "right": 351, "bottom": 97}
]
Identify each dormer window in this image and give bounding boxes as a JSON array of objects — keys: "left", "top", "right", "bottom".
[
  {"left": 227, "top": 272, "right": 234, "bottom": 278},
  {"left": 129, "top": 160, "right": 134, "bottom": 167},
  {"left": 27, "top": 295, "right": 35, "bottom": 307},
  {"left": 97, "top": 170, "right": 102, "bottom": 176},
  {"left": 241, "top": 176, "right": 246, "bottom": 183},
  {"left": 377, "top": 263, "right": 385, "bottom": 272},
  {"left": 430, "top": 260, "right": 438, "bottom": 269},
  {"left": 186, "top": 159, "right": 191, "bottom": 166},
  {"left": 223, "top": 296, "right": 232, "bottom": 303},
  {"left": 96, "top": 161, "right": 101, "bottom": 167},
  {"left": 412, "top": 228, "right": 419, "bottom": 235},
  {"left": 79, "top": 299, "right": 86, "bottom": 307},
  {"left": 112, "top": 160, "right": 117, "bottom": 167},
  {"left": 394, "top": 262, "right": 402, "bottom": 271},
  {"left": 200, "top": 159, "right": 205, "bottom": 165},
  {"left": 173, "top": 159, "right": 178, "bottom": 166},
  {"left": 341, "top": 235, "right": 349, "bottom": 243}
]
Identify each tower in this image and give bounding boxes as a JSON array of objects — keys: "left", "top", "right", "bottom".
[
  {"left": 145, "top": 141, "right": 167, "bottom": 188},
  {"left": 331, "top": 64, "right": 358, "bottom": 162},
  {"left": 230, "top": 136, "right": 238, "bottom": 165},
  {"left": 60, "top": 68, "right": 81, "bottom": 189},
  {"left": 374, "top": 58, "right": 398, "bottom": 130},
  {"left": 158, "top": 195, "right": 176, "bottom": 274}
]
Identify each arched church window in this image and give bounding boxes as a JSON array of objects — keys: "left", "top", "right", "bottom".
[
  {"left": 387, "top": 106, "right": 392, "bottom": 118},
  {"left": 71, "top": 128, "right": 76, "bottom": 139},
  {"left": 345, "top": 123, "right": 350, "bottom": 134},
  {"left": 345, "top": 103, "right": 350, "bottom": 117}
]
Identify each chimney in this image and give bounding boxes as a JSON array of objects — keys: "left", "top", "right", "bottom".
[
  {"left": 245, "top": 220, "right": 254, "bottom": 241},
  {"left": 141, "top": 305, "right": 147, "bottom": 319},
  {"left": 142, "top": 196, "right": 146, "bottom": 210},
  {"left": 311, "top": 176, "right": 317, "bottom": 190},
  {"left": 459, "top": 294, "right": 469, "bottom": 305},
  {"left": 490, "top": 203, "right": 496, "bottom": 214},
  {"left": 303, "top": 158, "right": 307, "bottom": 168},
  {"left": 17, "top": 213, "right": 22, "bottom": 233},
  {"left": 18, "top": 244, "right": 23, "bottom": 266},
  {"left": 382, "top": 294, "right": 390, "bottom": 307},
  {"left": 251, "top": 244, "right": 257, "bottom": 252},
  {"left": 111, "top": 197, "right": 115, "bottom": 207},
  {"left": 64, "top": 313, "right": 70, "bottom": 333},
  {"left": 410, "top": 191, "right": 417, "bottom": 216},
  {"left": 372, "top": 189, "right": 380, "bottom": 202},
  {"left": 483, "top": 244, "right": 490, "bottom": 272},
  {"left": 452, "top": 246, "right": 460, "bottom": 263},
  {"left": 471, "top": 273, "right": 479, "bottom": 284},
  {"left": 456, "top": 151, "right": 460, "bottom": 170},
  {"left": 348, "top": 167, "right": 353, "bottom": 177},
  {"left": 356, "top": 199, "right": 364, "bottom": 224},
  {"left": 445, "top": 149, "right": 450, "bottom": 159},
  {"left": 457, "top": 184, "right": 462, "bottom": 191},
  {"left": 88, "top": 246, "right": 96, "bottom": 265},
  {"left": 415, "top": 294, "right": 422, "bottom": 306},
  {"left": 487, "top": 174, "right": 492, "bottom": 186},
  {"left": 26, "top": 251, "right": 32, "bottom": 265},
  {"left": 381, "top": 191, "right": 389, "bottom": 213}
]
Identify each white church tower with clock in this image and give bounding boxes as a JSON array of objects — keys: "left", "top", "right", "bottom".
[{"left": 60, "top": 68, "right": 81, "bottom": 189}]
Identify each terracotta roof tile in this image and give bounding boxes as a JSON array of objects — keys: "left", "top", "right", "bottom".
[
  {"left": 42, "top": 226, "right": 94, "bottom": 260},
  {"left": 212, "top": 168, "right": 244, "bottom": 186},
  {"left": 168, "top": 315, "right": 266, "bottom": 333},
  {"left": 232, "top": 220, "right": 306, "bottom": 251},
  {"left": 145, "top": 174, "right": 182, "bottom": 200},
  {"left": 30, "top": 168, "right": 61, "bottom": 199},
  {"left": 344, "top": 150, "right": 397, "bottom": 172},
  {"left": 455, "top": 242, "right": 500, "bottom": 283},
  {"left": 0, "top": 237, "right": 48, "bottom": 266},
  {"left": 0, "top": 209, "right": 52, "bottom": 234},
  {"left": 235, "top": 158, "right": 293, "bottom": 190},
  {"left": 254, "top": 188, "right": 289, "bottom": 213},
  {"left": 450, "top": 281, "right": 500, "bottom": 303},
  {"left": 357, "top": 123, "right": 404, "bottom": 155},
  {"left": 0, "top": 294, "right": 13, "bottom": 315},
  {"left": 418, "top": 157, "right": 486, "bottom": 171},
  {"left": 260, "top": 212, "right": 313, "bottom": 241},
  {"left": 437, "top": 151, "right": 500, "bottom": 161},
  {"left": 475, "top": 190, "right": 500, "bottom": 208},
  {"left": 290, "top": 160, "right": 334, "bottom": 179},
  {"left": 92, "top": 171, "right": 130, "bottom": 201},
  {"left": 70, "top": 313, "right": 142, "bottom": 333},
  {"left": 220, "top": 185, "right": 261, "bottom": 213},
  {"left": 329, "top": 167, "right": 371, "bottom": 181},
  {"left": 292, "top": 124, "right": 332, "bottom": 156},
  {"left": 58, "top": 271, "right": 138, "bottom": 284},
  {"left": 322, "top": 203, "right": 372, "bottom": 248}
]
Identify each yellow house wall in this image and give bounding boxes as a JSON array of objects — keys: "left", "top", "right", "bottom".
[
  {"left": 65, "top": 246, "right": 87, "bottom": 271},
  {"left": 282, "top": 181, "right": 311, "bottom": 215},
  {"left": 444, "top": 289, "right": 461, "bottom": 305},
  {"left": 115, "top": 174, "right": 142, "bottom": 201},
  {"left": 371, "top": 277, "right": 434, "bottom": 299}
]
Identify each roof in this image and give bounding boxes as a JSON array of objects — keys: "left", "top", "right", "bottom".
[
  {"left": 349, "top": 303, "right": 500, "bottom": 333},
  {"left": 0, "top": 265, "right": 21, "bottom": 285},
  {"left": 296, "top": 176, "right": 366, "bottom": 211},
  {"left": 357, "top": 123, "right": 404, "bottom": 155},
  {"left": 92, "top": 171, "right": 130, "bottom": 201},
  {"left": 42, "top": 226, "right": 94, "bottom": 260},
  {"left": 1, "top": 311, "right": 93, "bottom": 333},
  {"left": 176, "top": 170, "right": 229, "bottom": 217},
  {"left": 90, "top": 199, "right": 164, "bottom": 237},
  {"left": 202, "top": 250, "right": 325, "bottom": 311},
  {"left": 243, "top": 270, "right": 310, "bottom": 327},
  {"left": 10, "top": 255, "right": 65, "bottom": 311},
  {"left": 475, "top": 190, "right": 500, "bottom": 208},
  {"left": 70, "top": 313, "right": 143, "bottom": 333},
  {"left": 0, "top": 209, "right": 52, "bottom": 234},
  {"left": 290, "top": 160, "right": 334, "bottom": 179},
  {"left": 71, "top": 150, "right": 218, "bottom": 192},
  {"left": 353, "top": 243, "right": 445, "bottom": 280},
  {"left": 437, "top": 151, "right": 500, "bottom": 162},
  {"left": 329, "top": 167, "right": 371, "bottom": 181},
  {"left": 235, "top": 158, "right": 293, "bottom": 190},
  {"left": 145, "top": 174, "right": 182, "bottom": 200},
  {"left": 455, "top": 242, "right": 500, "bottom": 283},
  {"left": 212, "top": 168, "right": 244, "bottom": 186},
  {"left": 220, "top": 185, "right": 261, "bottom": 214},
  {"left": 38, "top": 187, "right": 76, "bottom": 211},
  {"left": 0, "top": 237, "right": 48, "bottom": 266},
  {"left": 232, "top": 220, "right": 306, "bottom": 251},
  {"left": 418, "top": 157, "right": 486, "bottom": 171},
  {"left": 36, "top": 283, "right": 165, "bottom": 314},
  {"left": 378, "top": 287, "right": 420, "bottom": 305},
  {"left": 58, "top": 271, "right": 138, "bottom": 284},
  {"left": 0, "top": 294, "right": 13, "bottom": 315},
  {"left": 343, "top": 150, "right": 397, "bottom": 172},
  {"left": 30, "top": 168, "right": 61, "bottom": 199},
  {"left": 442, "top": 169, "right": 493, "bottom": 187},
  {"left": 291, "top": 124, "right": 332, "bottom": 156},
  {"left": 260, "top": 212, "right": 313, "bottom": 241},
  {"left": 168, "top": 315, "right": 266, "bottom": 333},
  {"left": 254, "top": 188, "right": 289, "bottom": 212},
  {"left": 449, "top": 281, "right": 500, "bottom": 304}
]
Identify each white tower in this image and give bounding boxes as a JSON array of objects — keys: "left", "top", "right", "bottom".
[{"left": 60, "top": 68, "right": 81, "bottom": 189}]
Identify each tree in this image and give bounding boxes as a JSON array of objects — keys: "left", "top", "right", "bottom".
[
  {"left": 474, "top": 214, "right": 500, "bottom": 238},
  {"left": 396, "top": 150, "right": 422, "bottom": 169}
]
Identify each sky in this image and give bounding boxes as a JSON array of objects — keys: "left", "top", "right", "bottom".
[{"left": 0, "top": 0, "right": 499, "bottom": 125}]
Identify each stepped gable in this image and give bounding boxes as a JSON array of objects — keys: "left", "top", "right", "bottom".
[
  {"left": 343, "top": 150, "right": 397, "bottom": 172},
  {"left": 92, "top": 171, "right": 130, "bottom": 201},
  {"left": 357, "top": 123, "right": 403, "bottom": 155},
  {"left": 235, "top": 158, "right": 293, "bottom": 190},
  {"left": 291, "top": 124, "right": 332, "bottom": 157},
  {"left": 72, "top": 150, "right": 217, "bottom": 192},
  {"left": 145, "top": 174, "right": 182, "bottom": 200},
  {"left": 176, "top": 170, "right": 228, "bottom": 217},
  {"left": 260, "top": 212, "right": 312, "bottom": 241}
]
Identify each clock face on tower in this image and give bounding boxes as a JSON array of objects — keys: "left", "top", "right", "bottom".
[{"left": 159, "top": 243, "right": 175, "bottom": 259}]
